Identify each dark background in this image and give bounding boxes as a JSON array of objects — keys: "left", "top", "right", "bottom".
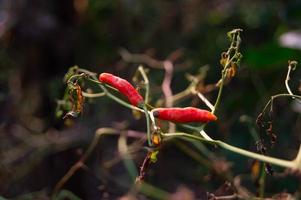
[{"left": 0, "top": 0, "right": 301, "bottom": 199}]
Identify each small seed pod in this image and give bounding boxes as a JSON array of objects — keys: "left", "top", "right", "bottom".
[
  {"left": 99, "top": 73, "right": 144, "bottom": 107},
  {"left": 152, "top": 107, "right": 217, "bottom": 123}
]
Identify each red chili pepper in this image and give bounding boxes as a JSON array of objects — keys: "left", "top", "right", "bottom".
[
  {"left": 99, "top": 73, "right": 144, "bottom": 107},
  {"left": 152, "top": 107, "right": 217, "bottom": 123}
]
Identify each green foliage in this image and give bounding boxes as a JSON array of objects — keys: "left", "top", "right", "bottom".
[{"left": 245, "top": 42, "right": 298, "bottom": 70}]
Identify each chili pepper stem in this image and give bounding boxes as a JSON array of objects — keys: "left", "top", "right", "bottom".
[
  {"left": 138, "top": 66, "right": 150, "bottom": 104},
  {"left": 99, "top": 83, "right": 143, "bottom": 112},
  {"left": 143, "top": 105, "right": 152, "bottom": 146},
  {"left": 138, "top": 66, "right": 153, "bottom": 146}
]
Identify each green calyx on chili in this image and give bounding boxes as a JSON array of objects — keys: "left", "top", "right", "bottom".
[
  {"left": 152, "top": 107, "right": 217, "bottom": 123},
  {"left": 99, "top": 73, "right": 144, "bottom": 107}
]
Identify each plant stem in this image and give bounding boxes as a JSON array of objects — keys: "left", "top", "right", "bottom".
[
  {"left": 160, "top": 131, "right": 297, "bottom": 169},
  {"left": 215, "top": 140, "right": 295, "bottom": 169},
  {"left": 212, "top": 71, "right": 226, "bottom": 114},
  {"left": 285, "top": 64, "right": 294, "bottom": 97},
  {"left": 99, "top": 84, "right": 143, "bottom": 112},
  {"left": 293, "top": 145, "right": 301, "bottom": 168},
  {"left": 197, "top": 92, "right": 214, "bottom": 111},
  {"left": 138, "top": 67, "right": 153, "bottom": 146},
  {"left": 82, "top": 91, "right": 105, "bottom": 98},
  {"left": 171, "top": 88, "right": 192, "bottom": 103},
  {"left": 138, "top": 66, "right": 150, "bottom": 104},
  {"left": 161, "top": 132, "right": 216, "bottom": 145},
  {"left": 143, "top": 105, "right": 152, "bottom": 146},
  {"left": 261, "top": 93, "right": 301, "bottom": 114}
]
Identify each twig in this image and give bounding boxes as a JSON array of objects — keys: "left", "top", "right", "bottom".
[
  {"left": 200, "top": 130, "right": 214, "bottom": 141},
  {"left": 138, "top": 66, "right": 150, "bottom": 104},
  {"left": 119, "top": 48, "right": 164, "bottom": 69},
  {"left": 52, "top": 128, "right": 117, "bottom": 195},
  {"left": 143, "top": 105, "right": 152, "bottom": 146},
  {"left": 285, "top": 60, "right": 299, "bottom": 101},
  {"left": 160, "top": 132, "right": 216, "bottom": 145},
  {"left": 196, "top": 92, "right": 214, "bottom": 111},
  {"left": 261, "top": 93, "right": 301, "bottom": 116},
  {"left": 137, "top": 66, "right": 152, "bottom": 146},
  {"left": 119, "top": 48, "right": 189, "bottom": 71},
  {"left": 212, "top": 29, "right": 242, "bottom": 114},
  {"left": 212, "top": 71, "right": 226, "bottom": 114},
  {"left": 170, "top": 88, "right": 192, "bottom": 103},
  {"left": 162, "top": 60, "right": 174, "bottom": 108},
  {"left": 162, "top": 60, "right": 175, "bottom": 132},
  {"left": 82, "top": 91, "right": 105, "bottom": 98},
  {"left": 136, "top": 152, "right": 152, "bottom": 183}
]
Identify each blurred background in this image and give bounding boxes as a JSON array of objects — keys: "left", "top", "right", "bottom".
[{"left": 1, "top": 0, "right": 301, "bottom": 199}]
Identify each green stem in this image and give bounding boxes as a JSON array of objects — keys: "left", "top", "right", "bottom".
[
  {"left": 160, "top": 131, "right": 296, "bottom": 169},
  {"left": 293, "top": 145, "right": 301, "bottom": 169},
  {"left": 138, "top": 66, "right": 150, "bottom": 104},
  {"left": 143, "top": 105, "right": 152, "bottom": 146},
  {"left": 211, "top": 30, "right": 242, "bottom": 114},
  {"left": 66, "top": 73, "right": 85, "bottom": 84},
  {"left": 216, "top": 140, "right": 294, "bottom": 168},
  {"left": 82, "top": 91, "right": 105, "bottom": 98},
  {"left": 161, "top": 132, "right": 216, "bottom": 145},
  {"left": 77, "top": 68, "right": 97, "bottom": 76},
  {"left": 138, "top": 67, "right": 152, "bottom": 146},
  {"left": 99, "top": 84, "right": 143, "bottom": 112},
  {"left": 212, "top": 71, "right": 226, "bottom": 114}
]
